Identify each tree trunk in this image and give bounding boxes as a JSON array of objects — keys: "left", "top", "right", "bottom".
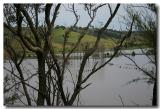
[
  {"left": 36, "top": 52, "right": 46, "bottom": 106},
  {"left": 152, "top": 80, "right": 157, "bottom": 106},
  {"left": 152, "top": 36, "right": 157, "bottom": 106}
]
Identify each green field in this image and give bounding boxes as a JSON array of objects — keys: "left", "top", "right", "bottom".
[
  {"left": 50, "top": 28, "right": 117, "bottom": 52},
  {"left": 4, "top": 27, "right": 149, "bottom": 59}
]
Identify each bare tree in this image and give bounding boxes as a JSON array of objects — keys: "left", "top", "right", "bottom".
[
  {"left": 124, "top": 4, "right": 157, "bottom": 106},
  {"left": 4, "top": 4, "right": 61, "bottom": 105},
  {"left": 47, "top": 4, "right": 135, "bottom": 105},
  {"left": 4, "top": 3, "right": 135, "bottom": 106}
]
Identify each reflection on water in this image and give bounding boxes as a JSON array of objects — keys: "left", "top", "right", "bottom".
[{"left": 4, "top": 54, "right": 155, "bottom": 106}]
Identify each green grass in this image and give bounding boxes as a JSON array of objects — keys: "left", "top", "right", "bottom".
[
  {"left": 52, "top": 28, "right": 98, "bottom": 44},
  {"left": 4, "top": 28, "right": 149, "bottom": 57},
  {"left": 51, "top": 28, "right": 117, "bottom": 52}
]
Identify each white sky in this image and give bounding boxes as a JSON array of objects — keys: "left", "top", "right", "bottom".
[
  {"left": 54, "top": 4, "right": 127, "bottom": 30},
  {"left": 52, "top": 4, "right": 156, "bottom": 30}
]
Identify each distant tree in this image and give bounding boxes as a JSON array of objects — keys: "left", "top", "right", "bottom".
[{"left": 55, "top": 25, "right": 60, "bottom": 29}]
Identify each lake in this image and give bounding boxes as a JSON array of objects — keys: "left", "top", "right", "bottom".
[{"left": 4, "top": 50, "right": 155, "bottom": 106}]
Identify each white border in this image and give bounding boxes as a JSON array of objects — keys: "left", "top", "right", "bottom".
[
  {"left": 1, "top": 0, "right": 160, "bottom": 3},
  {"left": 0, "top": 0, "right": 160, "bottom": 109}
]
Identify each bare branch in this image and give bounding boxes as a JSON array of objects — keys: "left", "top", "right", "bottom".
[
  {"left": 81, "top": 62, "right": 98, "bottom": 84},
  {"left": 140, "top": 48, "right": 155, "bottom": 64},
  {"left": 64, "top": 8, "right": 96, "bottom": 63},
  {"left": 45, "top": 4, "right": 52, "bottom": 27},
  {"left": 51, "top": 4, "right": 61, "bottom": 26},
  {"left": 107, "top": 4, "right": 112, "bottom": 15},
  {"left": 17, "top": 40, "right": 26, "bottom": 65},
  {"left": 118, "top": 95, "right": 124, "bottom": 106},
  {"left": 93, "top": 4, "right": 106, "bottom": 12},
  {"left": 82, "top": 13, "right": 134, "bottom": 87},
  {"left": 122, "top": 52, "right": 156, "bottom": 80},
  {"left": 81, "top": 83, "right": 92, "bottom": 90},
  {"left": 67, "top": 68, "right": 76, "bottom": 89},
  {"left": 14, "top": 4, "right": 40, "bottom": 45},
  {"left": 68, "top": 4, "right": 121, "bottom": 105},
  {"left": 4, "top": 23, "right": 42, "bottom": 53},
  {"left": 5, "top": 72, "right": 38, "bottom": 93}
]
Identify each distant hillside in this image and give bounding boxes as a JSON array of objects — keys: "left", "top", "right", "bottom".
[
  {"left": 71, "top": 27, "right": 144, "bottom": 39},
  {"left": 52, "top": 28, "right": 117, "bottom": 52},
  {"left": 4, "top": 26, "right": 148, "bottom": 55}
]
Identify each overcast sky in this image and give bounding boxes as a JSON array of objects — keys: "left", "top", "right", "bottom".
[
  {"left": 49, "top": 4, "right": 155, "bottom": 31},
  {"left": 53, "top": 4, "right": 127, "bottom": 30}
]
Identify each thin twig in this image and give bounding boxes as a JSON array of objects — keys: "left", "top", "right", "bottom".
[{"left": 118, "top": 94, "right": 124, "bottom": 106}]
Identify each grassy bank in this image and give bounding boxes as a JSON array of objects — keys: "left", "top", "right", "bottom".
[{"left": 4, "top": 28, "right": 150, "bottom": 59}]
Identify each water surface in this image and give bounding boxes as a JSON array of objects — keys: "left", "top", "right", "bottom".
[{"left": 4, "top": 52, "right": 154, "bottom": 106}]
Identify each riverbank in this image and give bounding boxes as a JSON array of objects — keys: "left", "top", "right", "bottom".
[{"left": 4, "top": 48, "right": 153, "bottom": 61}]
